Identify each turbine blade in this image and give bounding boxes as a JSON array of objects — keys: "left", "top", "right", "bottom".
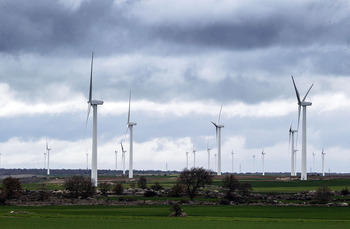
[
  {"left": 46, "top": 140, "right": 48, "bottom": 150},
  {"left": 288, "top": 124, "right": 292, "bottom": 150},
  {"left": 89, "top": 52, "right": 94, "bottom": 103},
  {"left": 297, "top": 105, "right": 301, "bottom": 131},
  {"left": 120, "top": 142, "right": 124, "bottom": 152},
  {"left": 302, "top": 83, "right": 314, "bottom": 102},
  {"left": 127, "top": 90, "right": 131, "bottom": 124},
  {"left": 291, "top": 76, "right": 301, "bottom": 103},
  {"left": 217, "top": 103, "right": 223, "bottom": 124},
  {"left": 83, "top": 104, "right": 91, "bottom": 141}
]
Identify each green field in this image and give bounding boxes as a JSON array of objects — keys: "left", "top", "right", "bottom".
[{"left": 1, "top": 205, "right": 350, "bottom": 228}]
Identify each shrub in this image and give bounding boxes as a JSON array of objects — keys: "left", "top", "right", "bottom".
[
  {"left": 170, "top": 204, "right": 183, "bottom": 217},
  {"left": 138, "top": 176, "right": 147, "bottom": 189},
  {"left": 98, "top": 182, "right": 111, "bottom": 196},
  {"left": 169, "top": 183, "right": 184, "bottom": 197},
  {"left": 113, "top": 183, "right": 124, "bottom": 195},
  {"left": 341, "top": 186, "right": 350, "bottom": 195},
  {"left": 2, "top": 177, "right": 22, "bottom": 199},
  {"left": 64, "top": 176, "right": 95, "bottom": 198},
  {"left": 239, "top": 183, "right": 252, "bottom": 197},
  {"left": 315, "top": 185, "right": 333, "bottom": 204},
  {"left": 151, "top": 182, "right": 163, "bottom": 191},
  {"left": 144, "top": 190, "right": 157, "bottom": 197}
]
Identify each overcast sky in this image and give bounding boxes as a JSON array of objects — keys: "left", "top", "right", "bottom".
[{"left": 1, "top": 0, "right": 350, "bottom": 174}]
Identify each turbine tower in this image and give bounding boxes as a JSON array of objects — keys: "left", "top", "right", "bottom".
[
  {"left": 231, "top": 150, "right": 235, "bottom": 174},
  {"left": 193, "top": 148, "right": 197, "bottom": 167},
  {"left": 261, "top": 150, "right": 266, "bottom": 176},
  {"left": 211, "top": 104, "right": 224, "bottom": 175},
  {"left": 126, "top": 91, "right": 137, "bottom": 178},
  {"left": 312, "top": 152, "right": 316, "bottom": 173},
  {"left": 43, "top": 152, "right": 47, "bottom": 170},
  {"left": 289, "top": 125, "right": 298, "bottom": 176},
  {"left": 120, "top": 142, "right": 126, "bottom": 175},
  {"left": 292, "top": 76, "right": 313, "bottom": 181},
  {"left": 85, "top": 52, "right": 104, "bottom": 186},
  {"left": 214, "top": 154, "right": 217, "bottom": 172},
  {"left": 86, "top": 152, "right": 89, "bottom": 170},
  {"left": 207, "top": 141, "right": 211, "bottom": 170},
  {"left": 115, "top": 150, "right": 118, "bottom": 171},
  {"left": 186, "top": 151, "right": 189, "bottom": 169},
  {"left": 321, "top": 149, "right": 326, "bottom": 176},
  {"left": 46, "top": 141, "right": 51, "bottom": 176}
]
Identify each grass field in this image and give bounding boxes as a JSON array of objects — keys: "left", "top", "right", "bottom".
[{"left": 1, "top": 205, "right": 350, "bottom": 228}]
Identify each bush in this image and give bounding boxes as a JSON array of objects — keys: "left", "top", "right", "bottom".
[
  {"left": 138, "top": 176, "right": 147, "bottom": 189},
  {"left": 64, "top": 176, "right": 96, "bottom": 198},
  {"left": 98, "top": 182, "right": 111, "bottom": 196},
  {"left": 315, "top": 185, "right": 333, "bottom": 204},
  {"left": 151, "top": 182, "right": 163, "bottom": 191},
  {"left": 239, "top": 183, "right": 252, "bottom": 197},
  {"left": 341, "top": 186, "right": 350, "bottom": 195},
  {"left": 2, "top": 177, "right": 22, "bottom": 199},
  {"left": 170, "top": 204, "right": 183, "bottom": 217},
  {"left": 113, "top": 183, "right": 124, "bottom": 195},
  {"left": 144, "top": 190, "right": 157, "bottom": 197},
  {"left": 169, "top": 183, "right": 184, "bottom": 197}
]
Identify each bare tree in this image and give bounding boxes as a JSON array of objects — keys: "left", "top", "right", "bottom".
[{"left": 178, "top": 167, "right": 212, "bottom": 200}]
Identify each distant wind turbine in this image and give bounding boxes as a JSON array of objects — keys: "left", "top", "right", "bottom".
[
  {"left": 292, "top": 76, "right": 313, "bottom": 181},
  {"left": 312, "top": 152, "right": 316, "bottom": 173},
  {"left": 207, "top": 140, "right": 211, "bottom": 170},
  {"left": 186, "top": 151, "right": 189, "bottom": 169},
  {"left": 120, "top": 142, "right": 126, "bottom": 175},
  {"left": 321, "top": 149, "right": 326, "bottom": 176},
  {"left": 231, "top": 150, "right": 235, "bottom": 174},
  {"left": 253, "top": 155, "right": 256, "bottom": 173},
  {"left": 86, "top": 152, "right": 89, "bottom": 170},
  {"left": 46, "top": 140, "right": 51, "bottom": 176},
  {"left": 126, "top": 91, "right": 137, "bottom": 178},
  {"left": 261, "top": 150, "right": 266, "bottom": 176},
  {"left": 211, "top": 104, "right": 224, "bottom": 175},
  {"left": 193, "top": 148, "right": 197, "bottom": 167},
  {"left": 289, "top": 124, "right": 298, "bottom": 176},
  {"left": 85, "top": 52, "right": 104, "bottom": 187},
  {"left": 43, "top": 151, "right": 47, "bottom": 170}
]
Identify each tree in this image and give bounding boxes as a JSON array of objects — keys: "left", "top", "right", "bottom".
[
  {"left": 222, "top": 175, "right": 240, "bottom": 192},
  {"left": 113, "top": 183, "right": 124, "bottom": 195},
  {"left": 64, "top": 176, "right": 96, "bottom": 198},
  {"left": 138, "top": 176, "right": 147, "bottom": 189},
  {"left": 2, "top": 177, "right": 22, "bottom": 199},
  {"left": 178, "top": 167, "right": 213, "bottom": 200},
  {"left": 239, "top": 182, "right": 252, "bottom": 197},
  {"left": 168, "top": 183, "right": 184, "bottom": 197},
  {"left": 315, "top": 185, "right": 333, "bottom": 204}
]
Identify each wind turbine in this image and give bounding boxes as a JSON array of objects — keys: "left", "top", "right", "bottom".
[
  {"left": 186, "top": 151, "right": 189, "bottom": 169},
  {"left": 120, "top": 142, "right": 126, "bottom": 175},
  {"left": 231, "top": 150, "right": 235, "bottom": 174},
  {"left": 85, "top": 52, "right": 104, "bottom": 187},
  {"left": 115, "top": 150, "right": 118, "bottom": 171},
  {"left": 207, "top": 140, "right": 211, "bottom": 170},
  {"left": 43, "top": 152, "right": 47, "bottom": 170},
  {"left": 193, "top": 148, "right": 197, "bottom": 167},
  {"left": 214, "top": 154, "right": 217, "bottom": 172},
  {"left": 312, "top": 152, "right": 316, "bottom": 173},
  {"left": 46, "top": 141, "right": 51, "bottom": 176},
  {"left": 289, "top": 125, "right": 298, "bottom": 176},
  {"left": 253, "top": 155, "right": 256, "bottom": 173},
  {"left": 291, "top": 76, "right": 313, "bottom": 181},
  {"left": 261, "top": 150, "right": 266, "bottom": 176},
  {"left": 86, "top": 152, "right": 89, "bottom": 170},
  {"left": 125, "top": 91, "right": 137, "bottom": 178},
  {"left": 321, "top": 149, "right": 326, "bottom": 176},
  {"left": 211, "top": 104, "right": 224, "bottom": 175}
]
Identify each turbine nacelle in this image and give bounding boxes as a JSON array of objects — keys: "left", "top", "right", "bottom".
[
  {"left": 299, "top": 101, "right": 312, "bottom": 106},
  {"left": 89, "top": 100, "right": 104, "bottom": 105}
]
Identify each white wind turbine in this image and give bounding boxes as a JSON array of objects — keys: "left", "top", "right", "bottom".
[
  {"left": 292, "top": 76, "right": 313, "bottom": 181},
  {"left": 253, "top": 155, "right": 256, "bottom": 173},
  {"left": 211, "top": 104, "right": 224, "bottom": 175},
  {"left": 207, "top": 141, "right": 211, "bottom": 170},
  {"left": 86, "top": 152, "right": 89, "bottom": 170},
  {"left": 46, "top": 140, "right": 51, "bottom": 175},
  {"left": 214, "top": 154, "right": 217, "bottom": 172},
  {"left": 120, "top": 142, "right": 126, "bottom": 175},
  {"left": 115, "top": 150, "right": 118, "bottom": 171},
  {"left": 43, "top": 151, "right": 47, "bottom": 170},
  {"left": 261, "top": 150, "right": 266, "bottom": 176},
  {"left": 186, "top": 151, "right": 189, "bottom": 169},
  {"left": 85, "top": 52, "right": 104, "bottom": 187},
  {"left": 289, "top": 125, "right": 298, "bottom": 176},
  {"left": 321, "top": 149, "right": 326, "bottom": 176},
  {"left": 193, "top": 148, "right": 197, "bottom": 167},
  {"left": 231, "top": 150, "right": 235, "bottom": 174},
  {"left": 312, "top": 152, "right": 316, "bottom": 173},
  {"left": 125, "top": 91, "right": 137, "bottom": 178}
]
